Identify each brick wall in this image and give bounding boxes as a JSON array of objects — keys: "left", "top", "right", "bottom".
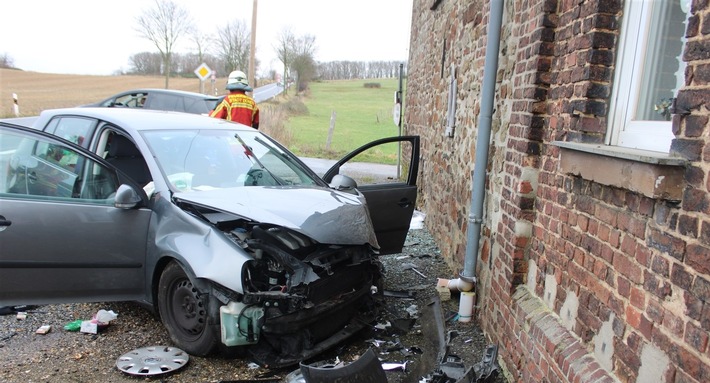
[{"left": 405, "top": 0, "right": 710, "bottom": 382}]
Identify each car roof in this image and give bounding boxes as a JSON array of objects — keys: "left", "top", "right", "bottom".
[
  {"left": 109, "top": 88, "right": 221, "bottom": 100},
  {"left": 35, "top": 107, "right": 253, "bottom": 133}
]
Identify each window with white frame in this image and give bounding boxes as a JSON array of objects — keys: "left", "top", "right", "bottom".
[{"left": 607, "top": 0, "right": 691, "bottom": 153}]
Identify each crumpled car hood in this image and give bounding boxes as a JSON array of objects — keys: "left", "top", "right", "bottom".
[{"left": 174, "top": 186, "right": 379, "bottom": 248}]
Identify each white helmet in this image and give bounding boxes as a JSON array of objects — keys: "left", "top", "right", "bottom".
[{"left": 226, "top": 70, "right": 251, "bottom": 91}]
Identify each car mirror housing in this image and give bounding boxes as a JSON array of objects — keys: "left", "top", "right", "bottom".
[
  {"left": 114, "top": 184, "right": 142, "bottom": 209},
  {"left": 329, "top": 174, "right": 358, "bottom": 192}
]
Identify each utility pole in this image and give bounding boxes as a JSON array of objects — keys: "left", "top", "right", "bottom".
[{"left": 249, "top": 0, "right": 257, "bottom": 89}]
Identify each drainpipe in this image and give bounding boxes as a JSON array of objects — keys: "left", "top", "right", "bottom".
[{"left": 451, "top": 0, "right": 504, "bottom": 313}]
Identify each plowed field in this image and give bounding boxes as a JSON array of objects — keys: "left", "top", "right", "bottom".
[{"left": 0, "top": 68, "right": 226, "bottom": 117}]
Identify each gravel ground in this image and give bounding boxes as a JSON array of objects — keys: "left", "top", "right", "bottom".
[{"left": 0, "top": 225, "right": 507, "bottom": 383}]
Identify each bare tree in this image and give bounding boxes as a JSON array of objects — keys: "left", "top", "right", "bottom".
[
  {"left": 190, "top": 29, "right": 213, "bottom": 65},
  {"left": 214, "top": 20, "right": 251, "bottom": 77},
  {"left": 135, "top": 0, "right": 193, "bottom": 88},
  {"left": 128, "top": 52, "right": 163, "bottom": 75},
  {"left": 294, "top": 34, "right": 316, "bottom": 57},
  {"left": 290, "top": 34, "right": 317, "bottom": 90},
  {"left": 274, "top": 27, "right": 296, "bottom": 93},
  {"left": 0, "top": 53, "right": 15, "bottom": 69}
]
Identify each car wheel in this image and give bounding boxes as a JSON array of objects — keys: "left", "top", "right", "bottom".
[{"left": 158, "top": 261, "right": 217, "bottom": 356}]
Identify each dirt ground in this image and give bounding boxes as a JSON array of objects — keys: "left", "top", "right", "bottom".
[{"left": 0, "top": 226, "right": 506, "bottom": 383}]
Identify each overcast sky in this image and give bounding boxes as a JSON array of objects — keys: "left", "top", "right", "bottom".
[{"left": 0, "top": 0, "right": 413, "bottom": 76}]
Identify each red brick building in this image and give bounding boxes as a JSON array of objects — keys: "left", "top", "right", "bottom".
[{"left": 404, "top": 0, "right": 710, "bottom": 381}]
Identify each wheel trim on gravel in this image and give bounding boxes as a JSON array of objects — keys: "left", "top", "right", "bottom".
[{"left": 115, "top": 346, "right": 189, "bottom": 376}]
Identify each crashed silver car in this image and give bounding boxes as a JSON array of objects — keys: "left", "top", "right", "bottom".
[{"left": 0, "top": 108, "right": 419, "bottom": 368}]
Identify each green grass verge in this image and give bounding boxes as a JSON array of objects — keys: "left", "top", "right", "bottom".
[{"left": 287, "top": 78, "right": 405, "bottom": 163}]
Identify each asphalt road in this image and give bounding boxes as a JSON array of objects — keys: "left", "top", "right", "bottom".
[
  {"left": 253, "top": 82, "right": 284, "bottom": 103},
  {"left": 300, "top": 157, "right": 399, "bottom": 180}
]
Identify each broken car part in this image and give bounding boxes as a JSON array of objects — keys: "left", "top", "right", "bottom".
[
  {"left": 473, "top": 344, "right": 499, "bottom": 382},
  {"left": 402, "top": 262, "right": 427, "bottom": 278},
  {"left": 298, "top": 348, "right": 387, "bottom": 383}
]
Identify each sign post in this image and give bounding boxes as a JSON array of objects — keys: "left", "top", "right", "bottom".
[{"left": 194, "top": 63, "right": 213, "bottom": 94}]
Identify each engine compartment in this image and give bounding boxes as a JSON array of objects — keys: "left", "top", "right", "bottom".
[{"left": 210, "top": 212, "right": 383, "bottom": 367}]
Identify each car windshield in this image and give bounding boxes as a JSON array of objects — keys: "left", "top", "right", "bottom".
[{"left": 142, "top": 129, "right": 320, "bottom": 191}]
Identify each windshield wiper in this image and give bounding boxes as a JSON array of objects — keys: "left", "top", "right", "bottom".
[{"left": 234, "top": 133, "right": 284, "bottom": 186}]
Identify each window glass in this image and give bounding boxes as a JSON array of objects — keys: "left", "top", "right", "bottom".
[
  {"left": 336, "top": 141, "right": 412, "bottom": 186},
  {"left": 1, "top": 129, "right": 118, "bottom": 202},
  {"left": 142, "top": 129, "right": 319, "bottom": 191},
  {"left": 149, "top": 94, "right": 183, "bottom": 112},
  {"left": 634, "top": 0, "right": 688, "bottom": 121},
  {"left": 114, "top": 93, "right": 147, "bottom": 108},
  {"left": 44, "top": 116, "right": 96, "bottom": 148},
  {"left": 608, "top": 0, "right": 691, "bottom": 152}
]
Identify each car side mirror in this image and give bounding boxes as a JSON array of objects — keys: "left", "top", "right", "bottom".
[
  {"left": 114, "top": 184, "right": 142, "bottom": 209},
  {"left": 329, "top": 174, "right": 358, "bottom": 191}
]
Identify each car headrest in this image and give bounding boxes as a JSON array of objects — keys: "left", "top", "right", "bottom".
[{"left": 108, "top": 134, "right": 141, "bottom": 158}]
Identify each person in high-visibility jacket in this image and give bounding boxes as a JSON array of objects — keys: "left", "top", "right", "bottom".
[{"left": 210, "top": 70, "right": 259, "bottom": 130}]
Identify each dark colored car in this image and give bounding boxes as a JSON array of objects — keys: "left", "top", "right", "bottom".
[
  {"left": 83, "top": 88, "right": 221, "bottom": 115},
  {"left": 0, "top": 107, "right": 420, "bottom": 368}
]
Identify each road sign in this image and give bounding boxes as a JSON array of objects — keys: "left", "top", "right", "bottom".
[
  {"left": 194, "top": 63, "right": 213, "bottom": 81},
  {"left": 393, "top": 102, "right": 401, "bottom": 126}
]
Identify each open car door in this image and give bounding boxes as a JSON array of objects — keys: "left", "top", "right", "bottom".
[
  {"left": 0, "top": 123, "right": 152, "bottom": 306},
  {"left": 323, "top": 136, "right": 419, "bottom": 255}
]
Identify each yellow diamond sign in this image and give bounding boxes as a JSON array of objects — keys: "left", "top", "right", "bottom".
[{"left": 194, "top": 63, "right": 213, "bottom": 81}]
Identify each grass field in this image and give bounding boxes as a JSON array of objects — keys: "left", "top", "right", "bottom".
[
  {"left": 0, "top": 68, "right": 405, "bottom": 163},
  {"left": 286, "top": 79, "right": 404, "bottom": 161}
]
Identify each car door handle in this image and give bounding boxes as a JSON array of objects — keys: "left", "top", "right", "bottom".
[
  {"left": 0, "top": 216, "right": 11, "bottom": 232},
  {"left": 27, "top": 171, "right": 38, "bottom": 184},
  {"left": 398, "top": 198, "right": 412, "bottom": 208}
]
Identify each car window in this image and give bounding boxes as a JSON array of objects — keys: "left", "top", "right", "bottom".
[
  {"left": 1, "top": 129, "right": 119, "bottom": 203},
  {"left": 183, "top": 97, "right": 206, "bottom": 114},
  {"left": 149, "top": 93, "right": 183, "bottom": 112},
  {"left": 182, "top": 97, "right": 220, "bottom": 114},
  {"left": 334, "top": 140, "right": 414, "bottom": 185},
  {"left": 111, "top": 92, "right": 148, "bottom": 108},
  {"left": 43, "top": 116, "right": 96, "bottom": 148}
]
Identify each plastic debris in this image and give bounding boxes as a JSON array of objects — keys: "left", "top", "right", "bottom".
[
  {"left": 402, "top": 263, "right": 427, "bottom": 278},
  {"left": 406, "top": 304, "right": 419, "bottom": 318},
  {"left": 367, "top": 339, "right": 386, "bottom": 348},
  {"left": 35, "top": 325, "right": 51, "bottom": 334},
  {"left": 64, "top": 319, "right": 83, "bottom": 332},
  {"left": 410, "top": 210, "right": 425, "bottom": 230},
  {"left": 374, "top": 321, "right": 391, "bottom": 331},
  {"left": 381, "top": 361, "right": 408, "bottom": 371},
  {"left": 94, "top": 309, "right": 118, "bottom": 324},
  {"left": 63, "top": 309, "right": 118, "bottom": 334},
  {"left": 81, "top": 321, "right": 98, "bottom": 334},
  {"left": 289, "top": 349, "right": 386, "bottom": 383}
]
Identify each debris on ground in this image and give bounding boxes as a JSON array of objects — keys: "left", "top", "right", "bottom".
[{"left": 0, "top": 227, "right": 507, "bottom": 383}]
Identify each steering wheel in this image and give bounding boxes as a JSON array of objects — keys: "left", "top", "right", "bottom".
[{"left": 245, "top": 168, "right": 265, "bottom": 186}]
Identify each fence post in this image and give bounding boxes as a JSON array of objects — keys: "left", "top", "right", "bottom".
[
  {"left": 326, "top": 111, "right": 336, "bottom": 150},
  {"left": 12, "top": 93, "right": 19, "bottom": 117}
]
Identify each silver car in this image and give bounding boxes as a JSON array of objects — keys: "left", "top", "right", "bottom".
[{"left": 0, "top": 108, "right": 419, "bottom": 368}]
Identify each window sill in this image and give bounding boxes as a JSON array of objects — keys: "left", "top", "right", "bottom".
[{"left": 552, "top": 141, "right": 687, "bottom": 201}]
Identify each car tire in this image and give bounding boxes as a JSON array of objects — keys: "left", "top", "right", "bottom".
[{"left": 158, "top": 261, "right": 218, "bottom": 356}]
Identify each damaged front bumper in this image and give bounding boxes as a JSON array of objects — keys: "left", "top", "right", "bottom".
[{"left": 216, "top": 230, "right": 383, "bottom": 368}]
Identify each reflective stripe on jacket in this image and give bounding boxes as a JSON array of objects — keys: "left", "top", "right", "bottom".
[{"left": 209, "top": 91, "right": 259, "bottom": 128}]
